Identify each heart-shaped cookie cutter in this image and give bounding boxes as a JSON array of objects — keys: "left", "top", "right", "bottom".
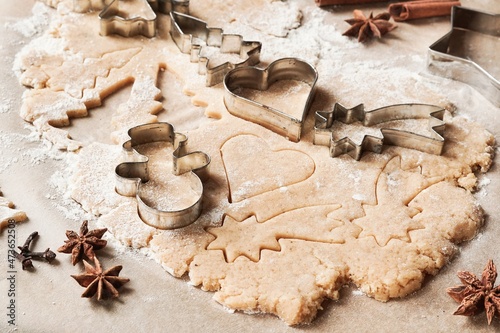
[
  {"left": 223, "top": 58, "right": 318, "bottom": 142},
  {"left": 314, "top": 103, "right": 446, "bottom": 160},
  {"left": 169, "top": 11, "right": 262, "bottom": 86},
  {"left": 115, "top": 122, "right": 210, "bottom": 229}
]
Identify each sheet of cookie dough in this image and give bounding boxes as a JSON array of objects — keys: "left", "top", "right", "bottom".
[{"left": 3, "top": 0, "right": 500, "bottom": 330}]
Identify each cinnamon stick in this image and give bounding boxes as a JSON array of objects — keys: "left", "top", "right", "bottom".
[
  {"left": 388, "top": 0, "right": 461, "bottom": 21},
  {"left": 315, "top": 0, "right": 386, "bottom": 6}
]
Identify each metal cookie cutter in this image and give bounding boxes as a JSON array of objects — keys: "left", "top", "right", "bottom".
[
  {"left": 75, "top": 0, "right": 189, "bottom": 14},
  {"left": 223, "top": 58, "right": 318, "bottom": 142},
  {"left": 99, "top": 0, "right": 157, "bottom": 37},
  {"left": 97, "top": 0, "right": 190, "bottom": 37},
  {"left": 314, "top": 103, "right": 446, "bottom": 160},
  {"left": 428, "top": 6, "right": 500, "bottom": 107},
  {"left": 149, "top": 0, "right": 189, "bottom": 14},
  {"left": 73, "top": 0, "right": 112, "bottom": 13},
  {"left": 115, "top": 122, "right": 210, "bottom": 229},
  {"left": 169, "top": 11, "right": 262, "bottom": 86}
]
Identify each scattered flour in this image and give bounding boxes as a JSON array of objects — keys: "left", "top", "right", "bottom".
[{"left": 5, "top": 2, "right": 51, "bottom": 37}]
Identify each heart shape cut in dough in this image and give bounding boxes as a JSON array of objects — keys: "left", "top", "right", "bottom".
[
  {"left": 221, "top": 135, "right": 315, "bottom": 203},
  {"left": 223, "top": 58, "right": 318, "bottom": 142}
]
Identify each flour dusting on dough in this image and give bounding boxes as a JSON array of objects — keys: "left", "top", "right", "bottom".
[{"left": 13, "top": 0, "right": 497, "bottom": 326}]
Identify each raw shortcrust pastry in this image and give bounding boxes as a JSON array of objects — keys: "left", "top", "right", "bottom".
[
  {"left": 0, "top": 191, "right": 27, "bottom": 231},
  {"left": 16, "top": 0, "right": 496, "bottom": 325}
]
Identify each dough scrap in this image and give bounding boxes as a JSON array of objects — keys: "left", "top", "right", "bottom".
[
  {"left": 16, "top": 5, "right": 166, "bottom": 150},
  {"left": 0, "top": 191, "right": 28, "bottom": 232},
  {"left": 14, "top": 1, "right": 497, "bottom": 326}
]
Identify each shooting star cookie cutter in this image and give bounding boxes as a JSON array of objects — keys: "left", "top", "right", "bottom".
[
  {"left": 223, "top": 58, "right": 318, "bottom": 142},
  {"left": 97, "top": 0, "right": 190, "bottom": 37},
  {"left": 169, "top": 11, "right": 262, "bottom": 86},
  {"left": 314, "top": 103, "right": 446, "bottom": 160},
  {"left": 428, "top": 6, "right": 500, "bottom": 107},
  {"left": 115, "top": 122, "right": 210, "bottom": 229}
]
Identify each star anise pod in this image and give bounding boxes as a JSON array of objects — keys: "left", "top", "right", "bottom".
[
  {"left": 58, "top": 220, "right": 107, "bottom": 265},
  {"left": 343, "top": 10, "right": 397, "bottom": 43},
  {"left": 447, "top": 259, "right": 500, "bottom": 325},
  {"left": 71, "top": 257, "right": 130, "bottom": 301}
]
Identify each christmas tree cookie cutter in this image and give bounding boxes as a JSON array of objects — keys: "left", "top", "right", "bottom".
[
  {"left": 115, "top": 122, "right": 210, "bottom": 229},
  {"left": 314, "top": 103, "right": 446, "bottom": 160},
  {"left": 223, "top": 58, "right": 318, "bottom": 142},
  {"left": 428, "top": 6, "right": 500, "bottom": 107},
  {"left": 169, "top": 11, "right": 262, "bottom": 86}
]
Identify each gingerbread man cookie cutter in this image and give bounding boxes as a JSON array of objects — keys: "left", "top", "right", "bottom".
[
  {"left": 115, "top": 122, "right": 210, "bottom": 229},
  {"left": 99, "top": 0, "right": 157, "bottom": 38},
  {"left": 223, "top": 58, "right": 318, "bottom": 142},
  {"left": 314, "top": 103, "right": 446, "bottom": 160},
  {"left": 169, "top": 11, "right": 262, "bottom": 86},
  {"left": 75, "top": 0, "right": 189, "bottom": 15},
  {"left": 80, "top": 0, "right": 189, "bottom": 37},
  {"left": 428, "top": 6, "right": 500, "bottom": 107}
]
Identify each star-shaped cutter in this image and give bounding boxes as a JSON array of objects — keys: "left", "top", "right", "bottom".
[
  {"left": 115, "top": 122, "right": 210, "bottom": 229},
  {"left": 169, "top": 11, "right": 262, "bottom": 87},
  {"left": 314, "top": 103, "right": 446, "bottom": 160},
  {"left": 96, "top": 0, "right": 189, "bottom": 38},
  {"left": 428, "top": 6, "right": 499, "bottom": 107}
]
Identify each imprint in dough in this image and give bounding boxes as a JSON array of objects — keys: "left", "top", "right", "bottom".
[{"left": 221, "top": 134, "right": 315, "bottom": 203}]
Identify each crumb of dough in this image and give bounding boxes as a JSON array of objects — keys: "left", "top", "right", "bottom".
[{"left": 0, "top": 191, "right": 28, "bottom": 232}]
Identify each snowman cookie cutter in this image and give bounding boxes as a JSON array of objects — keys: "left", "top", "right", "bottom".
[{"left": 115, "top": 122, "right": 210, "bottom": 229}]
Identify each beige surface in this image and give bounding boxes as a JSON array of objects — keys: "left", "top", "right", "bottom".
[{"left": 1, "top": 0, "right": 500, "bottom": 332}]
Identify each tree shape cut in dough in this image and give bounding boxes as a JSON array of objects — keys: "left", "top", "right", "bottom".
[
  {"left": 19, "top": 46, "right": 165, "bottom": 150},
  {"left": 221, "top": 135, "right": 315, "bottom": 203},
  {"left": 206, "top": 205, "right": 359, "bottom": 262},
  {"left": 21, "top": 48, "right": 142, "bottom": 99},
  {"left": 353, "top": 156, "right": 443, "bottom": 246}
]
